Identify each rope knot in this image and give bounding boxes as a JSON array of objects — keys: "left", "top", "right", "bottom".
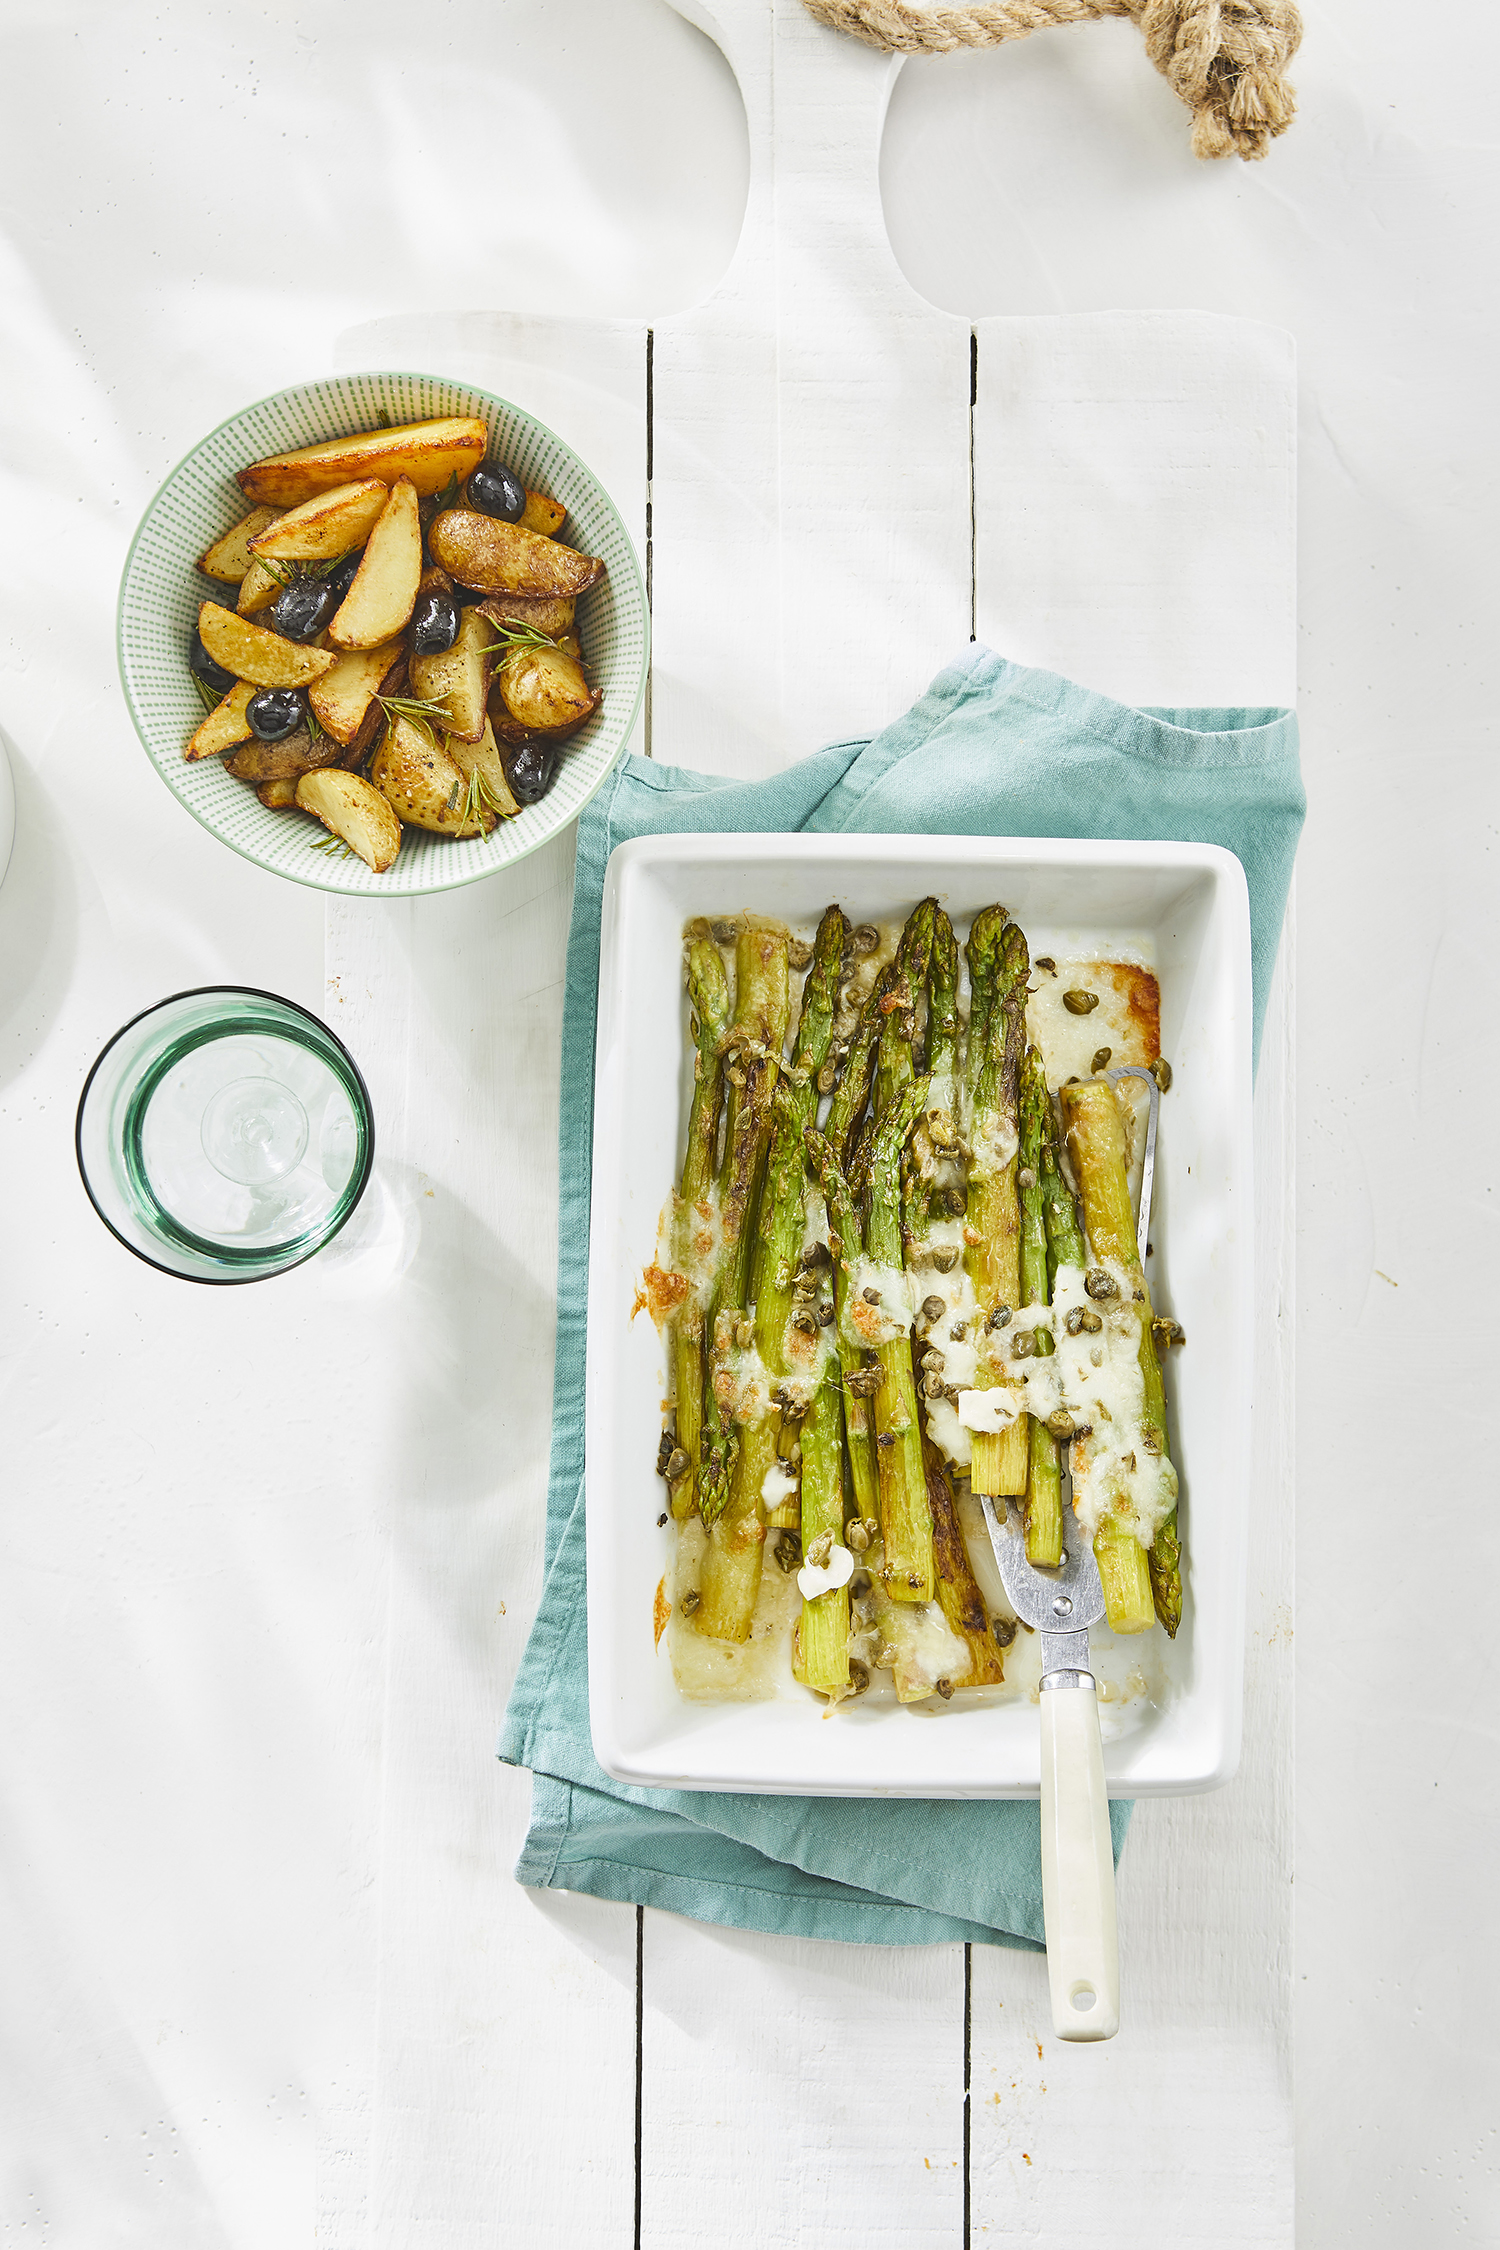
[{"left": 801, "top": 0, "right": 1302, "bottom": 160}]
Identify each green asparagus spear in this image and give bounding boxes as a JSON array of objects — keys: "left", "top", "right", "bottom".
[
  {"left": 863, "top": 1075, "right": 934, "bottom": 1602},
  {"left": 873, "top": 899, "right": 935, "bottom": 1124},
  {"left": 669, "top": 938, "right": 732, "bottom": 1517},
  {"left": 1017, "top": 1046, "right": 1063, "bottom": 1566},
  {"left": 823, "top": 961, "right": 891, "bottom": 1165},
  {"left": 795, "top": 1348, "right": 850, "bottom": 1692},
  {"left": 1058, "top": 1077, "right": 1178, "bottom": 1636},
  {"left": 696, "top": 914, "right": 843, "bottom": 1640},
  {"left": 907, "top": 906, "right": 963, "bottom": 1243},
  {"left": 805, "top": 1126, "right": 881, "bottom": 1526},
  {"left": 926, "top": 1435, "right": 1006, "bottom": 1686},
  {"left": 695, "top": 928, "right": 789, "bottom": 1541},
  {"left": 964, "top": 912, "right": 1030, "bottom": 1500}
]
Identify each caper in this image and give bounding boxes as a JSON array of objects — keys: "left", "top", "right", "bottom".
[
  {"left": 1034, "top": 956, "right": 1056, "bottom": 973},
  {"left": 931, "top": 1246, "right": 959, "bottom": 1273},
  {"left": 852, "top": 923, "right": 880, "bottom": 954},
  {"left": 1091, "top": 1047, "right": 1112, "bottom": 1074},
  {"left": 986, "top": 1302, "right": 1012, "bottom": 1332},
  {"left": 787, "top": 936, "right": 813, "bottom": 970},
  {"left": 992, "top": 1615, "right": 1017, "bottom": 1647},
  {"left": 1081, "top": 1308, "right": 1103, "bottom": 1334},
  {"left": 791, "top": 1311, "right": 817, "bottom": 1336},
  {"left": 1153, "top": 1316, "right": 1187, "bottom": 1348},
  {"left": 876, "top": 1431, "right": 895, "bottom": 1450},
  {"left": 861, "top": 1517, "right": 880, "bottom": 1544},
  {"left": 816, "top": 1060, "right": 838, "bottom": 1095},
  {"left": 943, "top": 1186, "right": 966, "bottom": 1217},
  {"left": 681, "top": 1589, "right": 702, "bottom": 1616},
  {"left": 934, "top": 1677, "right": 955, "bottom": 1701},
  {"left": 847, "top": 1519, "right": 870, "bottom": 1553},
  {"left": 1064, "top": 1304, "right": 1087, "bottom": 1337},
  {"left": 846, "top": 1659, "right": 871, "bottom": 1695},
  {"left": 861, "top": 1285, "right": 882, "bottom": 1305},
  {"left": 874, "top": 1644, "right": 897, "bottom": 1670},
  {"left": 851, "top": 1572, "right": 871, "bottom": 1597},
  {"left": 947, "top": 1321, "right": 966, "bottom": 1343},
  {"left": 1046, "top": 1408, "right": 1076, "bottom": 1440},
  {"left": 799, "top": 1240, "right": 831, "bottom": 1272},
  {"left": 1150, "top": 1056, "right": 1173, "bottom": 1093},
  {"left": 922, "top": 1372, "right": 946, "bottom": 1400},
  {"left": 1084, "top": 1268, "right": 1118, "bottom": 1301},
  {"left": 1011, "top": 1330, "right": 1036, "bottom": 1359},
  {"left": 920, "top": 1294, "right": 945, "bottom": 1323},
  {"left": 710, "top": 919, "right": 738, "bottom": 944},
  {"left": 665, "top": 1447, "right": 690, "bottom": 1482},
  {"left": 805, "top": 1529, "right": 834, "bottom": 1568},
  {"left": 1017, "top": 1166, "right": 1036, "bottom": 1189},
  {"left": 816, "top": 1302, "right": 835, "bottom": 1327},
  {"left": 656, "top": 1429, "right": 675, "bottom": 1475},
  {"left": 773, "top": 1531, "right": 802, "bottom": 1574},
  {"left": 1063, "top": 989, "right": 1099, "bottom": 1015}
]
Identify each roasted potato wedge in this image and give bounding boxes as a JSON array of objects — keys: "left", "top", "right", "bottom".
[
  {"left": 445, "top": 715, "right": 520, "bottom": 819},
  {"left": 296, "top": 769, "right": 403, "bottom": 873},
  {"left": 238, "top": 416, "right": 488, "bottom": 507},
  {"left": 199, "top": 507, "right": 279, "bottom": 583},
  {"left": 185, "top": 680, "right": 256, "bottom": 761},
  {"left": 495, "top": 644, "right": 598, "bottom": 738},
  {"left": 409, "top": 601, "right": 493, "bottom": 742},
  {"left": 428, "top": 508, "right": 605, "bottom": 600},
  {"left": 257, "top": 778, "right": 300, "bottom": 810},
  {"left": 225, "top": 727, "right": 342, "bottom": 783},
  {"left": 237, "top": 553, "right": 283, "bottom": 615},
  {"left": 198, "top": 601, "right": 336, "bottom": 688},
  {"left": 248, "top": 478, "right": 388, "bottom": 562},
  {"left": 478, "top": 592, "right": 575, "bottom": 641},
  {"left": 370, "top": 716, "right": 494, "bottom": 837},
  {"left": 520, "top": 490, "right": 567, "bottom": 538},
  {"left": 308, "top": 637, "right": 406, "bottom": 748},
  {"left": 329, "top": 478, "right": 422, "bottom": 650}
]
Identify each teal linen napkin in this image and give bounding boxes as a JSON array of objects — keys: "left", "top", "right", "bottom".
[{"left": 498, "top": 647, "right": 1303, "bottom": 1949}]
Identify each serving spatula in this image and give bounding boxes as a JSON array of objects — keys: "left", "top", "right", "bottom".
[{"left": 976, "top": 1062, "right": 1161, "bottom": 2043}]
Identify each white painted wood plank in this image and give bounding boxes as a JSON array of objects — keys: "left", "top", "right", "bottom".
[
  {"left": 642, "top": 1919, "right": 965, "bottom": 2249},
  {"left": 316, "top": 304, "right": 650, "bottom": 2246},
  {"left": 973, "top": 312, "right": 1298, "bottom": 710},
  {"left": 970, "top": 927, "right": 1295, "bottom": 2243}
]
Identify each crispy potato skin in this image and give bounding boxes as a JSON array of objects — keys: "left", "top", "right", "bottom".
[
  {"left": 237, "top": 417, "right": 488, "bottom": 507},
  {"left": 199, "top": 506, "right": 279, "bottom": 583},
  {"left": 249, "top": 479, "right": 388, "bottom": 562},
  {"left": 328, "top": 478, "right": 422, "bottom": 650},
  {"left": 496, "top": 645, "right": 599, "bottom": 738},
  {"left": 309, "top": 637, "right": 406, "bottom": 748},
  {"left": 428, "top": 509, "right": 605, "bottom": 599},
  {"left": 256, "top": 778, "right": 300, "bottom": 809},
  {"left": 198, "top": 602, "right": 336, "bottom": 689},
  {"left": 295, "top": 769, "right": 403, "bottom": 873},
  {"left": 225, "top": 727, "right": 343, "bottom": 783},
  {"left": 519, "top": 490, "right": 566, "bottom": 538},
  {"left": 342, "top": 656, "right": 405, "bottom": 768},
  {"left": 370, "top": 716, "right": 494, "bottom": 837},
  {"left": 408, "top": 602, "right": 493, "bottom": 742},
  {"left": 478, "top": 593, "right": 575, "bottom": 641},
  {"left": 185, "top": 680, "right": 256, "bottom": 761},
  {"left": 237, "top": 554, "right": 283, "bottom": 615}
]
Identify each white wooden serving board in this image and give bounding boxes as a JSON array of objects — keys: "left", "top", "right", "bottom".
[{"left": 322, "top": 1, "right": 1295, "bottom": 2239}]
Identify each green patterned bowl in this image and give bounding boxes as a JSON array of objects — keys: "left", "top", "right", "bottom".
[{"left": 118, "top": 371, "right": 648, "bottom": 897}]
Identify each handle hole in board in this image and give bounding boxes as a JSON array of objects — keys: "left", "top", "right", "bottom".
[{"left": 1069, "top": 1984, "right": 1097, "bottom": 2013}]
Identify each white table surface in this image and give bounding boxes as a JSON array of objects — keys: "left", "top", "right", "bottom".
[{"left": 0, "top": 2, "right": 1494, "bottom": 2243}]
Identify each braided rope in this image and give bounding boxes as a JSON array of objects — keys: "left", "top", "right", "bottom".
[{"left": 801, "top": 0, "right": 1302, "bottom": 159}]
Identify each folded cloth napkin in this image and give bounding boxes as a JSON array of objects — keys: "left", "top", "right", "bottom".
[{"left": 498, "top": 647, "right": 1304, "bottom": 1949}]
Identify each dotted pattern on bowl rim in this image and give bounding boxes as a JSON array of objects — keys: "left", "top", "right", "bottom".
[{"left": 118, "top": 371, "right": 648, "bottom": 898}]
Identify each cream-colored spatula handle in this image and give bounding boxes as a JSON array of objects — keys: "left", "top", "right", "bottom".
[{"left": 1040, "top": 1677, "right": 1120, "bottom": 2041}]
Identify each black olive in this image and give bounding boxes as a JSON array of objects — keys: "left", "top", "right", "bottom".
[
  {"left": 410, "top": 586, "right": 459, "bottom": 654},
  {"left": 246, "top": 688, "right": 306, "bottom": 742},
  {"left": 465, "top": 461, "right": 526, "bottom": 523},
  {"left": 188, "top": 630, "right": 236, "bottom": 697},
  {"left": 503, "top": 739, "right": 559, "bottom": 805},
  {"left": 270, "top": 575, "right": 338, "bottom": 643},
  {"left": 325, "top": 551, "right": 362, "bottom": 604}
]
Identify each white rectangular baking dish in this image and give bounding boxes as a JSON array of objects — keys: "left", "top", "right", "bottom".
[{"left": 586, "top": 834, "right": 1253, "bottom": 1797}]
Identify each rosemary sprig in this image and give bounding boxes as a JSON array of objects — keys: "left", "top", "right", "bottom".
[
  {"left": 375, "top": 690, "right": 451, "bottom": 750},
  {"left": 306, "top": 704, "right": 324, "bottom": 743},
  {"left": 308, "top": 829, "right": 358, "bottom": 861},
  {"left": 481, "top": 618, "right": 560, "bottom": 658},
  {"left": 454, "top": 764, "right": 516, "bottom": 834},
  {"left": 190, "top": 672, "right": 221, "bottom": 715},
  {"left": 247, "top": 548, "right": 350, "bottom": 590}
]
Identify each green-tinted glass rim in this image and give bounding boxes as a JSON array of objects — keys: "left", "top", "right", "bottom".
[{"left": 76, "top": 985, "right": 376, "bottom": 1287}]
